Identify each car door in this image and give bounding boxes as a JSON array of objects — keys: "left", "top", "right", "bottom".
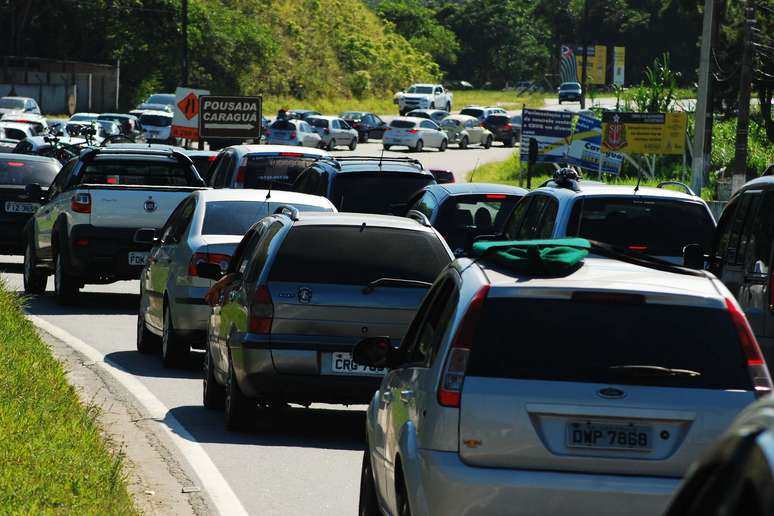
[
  {"left": 738, "top": 190, "right": 774, "bottom": 334},
  {"left": 338, "top": 119, "right": 353, "bottom": 143},
  {"left": 716, "top": 192, "right": 759, "bottom": 297},
  {"left": 420, "top": 120, "right": 440, "bottom": 146},
  {"left": 465, "top": 119, "right": 482, "bottom": 144},
  {"left": 35, "top": 159, "right": 75, "bottom": 259},
  {"left": 370, "top": 115, "right": 386, "bottom": 139}
]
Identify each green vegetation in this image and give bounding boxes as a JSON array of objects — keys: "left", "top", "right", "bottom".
[{"left": 0, "top": 286, "right": 135, "bottom": 515}]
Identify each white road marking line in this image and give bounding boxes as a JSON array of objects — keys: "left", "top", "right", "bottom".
[{"left": 28, "top": 315, "right": 249, "bottom": 516}]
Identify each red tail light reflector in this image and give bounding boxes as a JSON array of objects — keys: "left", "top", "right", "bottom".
[
  {"left": 6, "top": 161, "right": 25, "bottom": 167},
  {"left": 71, "top": 193, "right": 91, "bottom": 213},
  {"left": 249, "top": 286, "right": 274, "bottom": 334},
  {"left": 408, "top": 129, "right": 418, "bottom": 134},
  {"left": 188, "top": 252, "right": 231, "bottom": 277},
  {"left": 235, "top": 157, "right": 247, "bottom": 187},
  {"left": 628, "top": 245, "right": 648, "bottom": 252},
  {"left": 726, "top": 297, "right": 772, "bottom": 395},
  {"left": 290, "top": 132, "right": 297, "bottom": 139},
  {"left": 207, "top": 155, "right": 217, "bottom": 162}
]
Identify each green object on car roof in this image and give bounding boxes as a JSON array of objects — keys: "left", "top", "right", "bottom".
[{"left": 471, "top": 238, "right": 590, "bottom": 276}]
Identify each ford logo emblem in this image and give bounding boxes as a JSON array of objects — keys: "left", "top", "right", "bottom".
[
  {"left": 598, "top": 387, "right": 626, "bottom": 399},
  {"left": 144, "top": 198, "right": 157, "bottom": 213}
]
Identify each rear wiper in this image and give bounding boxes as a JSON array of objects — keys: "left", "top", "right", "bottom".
[
  {"left": 608, "top": 365, "right": 701, "bottom": 378},
  {"left": 363, "top": 278, "right": 432, "bottom": 294},
  {"left": 586, "top": 240, "right": 706, "bottom": 277}
]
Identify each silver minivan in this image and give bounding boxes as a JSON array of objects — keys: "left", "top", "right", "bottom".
[{"left": 355, "top": 240, "right": 770, "bottom": 516}]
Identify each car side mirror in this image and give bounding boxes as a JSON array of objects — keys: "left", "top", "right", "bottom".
[
  {"left": 133, "top": 228, "right": 158, "bottom": 245},
  {"left": 353, "top": 337, "right": 398, "bottom": 369},
  {"left": 24, "top": 183, "right": 43, "bottom": 201},
  {"left": 197, "top": 262, "right": 224, "bottom": 281},
  {"left": 683, "top": 244, "right": 705, "bottom": 270}
]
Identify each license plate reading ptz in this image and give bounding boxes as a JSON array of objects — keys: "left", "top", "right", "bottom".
[
  {"left": 566, "top": 422, "right": 652, "bottom": 451},
  {"left": 330, "top": 352, "right": 385, "bottom": 376},
  {"left": 128, "top": 252, "right": 149, "bottom": 266}
]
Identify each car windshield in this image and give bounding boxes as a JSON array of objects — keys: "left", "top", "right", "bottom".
[
  {"left": 80, "top": 161, "right": 192, "bottom": 186},
  {"left": 436, "top": 194, "right": 521, "bottom": 253},
  {"left": 460, "top": 108, "right": 484, "bottom": 118},
  {"left": 561, "top": 83, "right": 580, "bottom": 90},
  {"left": 567, "top": 196, "right": 715, "bottom": 255},
  {"left": 407, "top": 86, "right": 433, "bottom": 94},
  {"left": 330, "top": 172, "right": 434, "bottom": 214},
  {"left": 390, "top": 120, "right": 416, "bottom": 129},
  {"left": 269, "top": 226, "right": 450, "bottom": 285},
  {"left": 147, "top": 94, "right": 175, "bottom": 105},
  {"left": 0, "top": 158, "right": 60, "bottom": 185},
  {"left": 241, "top": 155, "right": 319, "bottom": 190},
  {"left": 140, "top": 114, "right": 172, "bottom": 127},
  {"left": 485, "top": 115, "right": 510, "bottom": 125},
  {"left": 306, "top": 118, "right": 329, "bottom": 128},
  {"left": 468, "top": 298, "right": 752, "bottom": 390},
  {"left": 0, "top": 98, "right": 25, "bottom": 110}
]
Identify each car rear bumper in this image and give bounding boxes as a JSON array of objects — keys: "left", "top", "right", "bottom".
[
  {"left": 411, "top": 449, "right": 677, "bottom": 516},
  {"left": 383, "top": 134, "right": 419, "bottom": 147},
  {"left": 66, "top": 225, "right": 153, "bottom": 280},
  {"left": 559, "top": 93, "right": 581, "bottom": 101}
]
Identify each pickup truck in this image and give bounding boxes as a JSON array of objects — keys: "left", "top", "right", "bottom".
[
  {"left": 23, "top": 147, "right": 206, "bottom": 303},
  {"left": 396, "top": 84, "right": 452, "bottom": 115}
]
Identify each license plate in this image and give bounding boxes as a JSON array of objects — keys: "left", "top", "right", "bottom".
[
  {"left": 128, "top": 252, "right": 149, "bottom": 266},
  {"left": 5, "top": 201, "right": 38, "bottom": 214},
  {"left": 566, "top": 422, "right": 652, "bottom": 451},
  {"left": 329, "top": 352, "right": 385, "bottom": 376}
]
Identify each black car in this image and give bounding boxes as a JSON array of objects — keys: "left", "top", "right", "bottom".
[
  {"left": 405, "top": 182, "right": 526, "bottom": 256},
  {"left": 183, "top": 150, "right": 218, "bottom": 183},
  {"left": 293, "top": 156, "right": 436, "bottom": 215},
  {"left": 97, "top": 113, "right": 140, "bottom": 137},
  {"left": 482, "top": 114, "right": 521, "bottom": 147},
  {"left": 339, "top": 111, "right": 388, "bottom": 143},
  {"left": 558, "top": 81, "right": 582, "bottom": 103},
  {"left": 0, "top": 153, "right": 61, "bottom": 254}
]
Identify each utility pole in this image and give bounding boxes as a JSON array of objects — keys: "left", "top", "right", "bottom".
[
  {"left": 181, "top": 0, "right": 189, "bottom": 86},
  {"left": 580, "top": 0, "right": 590, "bottom": 109},
  {"left": 731, "top": 0, "right": 755, "bottom": 193},
  {"left": 691, "top": 0, "right": 717, "bottom": 196}
]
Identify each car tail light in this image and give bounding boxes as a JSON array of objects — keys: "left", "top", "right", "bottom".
[
  {"left": 264, "top": 130, "right": 271, "bottom": 137},
  {"left": 74, "top": 239, "right": 89, "bottom": 247},
  {"left": 485, "top": 194, "right": 507, "bottom": 199},
  {"left": 627, "top": 245, "right": 649, "bottom": 252},
  {"left": 235, "top": 157, "right": 247, "bottom": 187},
  {"left": 324, "top": 128, "right": 330, "bottom": 134},
  {"left": 438, "top": 285, "right": 490, "bottom": 407},
  {"left": 249, "top": 286, "right": 273, "bottom": 334},
  {"left": 290, "top": 132, "right": 297, "bottom": 139},
  {"left": 207, "top": 155, "right": 217, "bottom": 162},
  {"left": 504, "top": 123, "right": 512, "bottom": 130},
  {"left": 384, "top": 127, "right": 391, "bottom": 132},
  {"left": 71, "top": 193, "right": 91, "bottom": 213},
  {"left": 6, "top": 161, "right": 24, "bottom": 167},
  {"left": 408, "top": 129, "right": 418, "bottom": 134},
  {"left": 188, "top": 252, "right": 231, "bottom": 277},
  {"left": 726, "top": 297, "right": 773, "bottom": 395}
]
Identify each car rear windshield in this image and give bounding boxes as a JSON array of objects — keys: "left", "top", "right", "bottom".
[
  {"left": 440, "top": 119, "right": 460, "bottom": 127},
  {"left": 3, "top": 128, "right": 27, "bottom": 140},
  {"left": 202, "top": 201, "right": 329, "bottom": 235},
  {"left": 269, "top": 120, "right": 296, "bottom": 131},
  {"left": 306, "top": 118, "right": 329, "bottom": 128},
  {"left": 0, "top": 158, "right": 59, "bottom": 185},
  {"left": 0, "top": 99, "right": 25, "bottom": 110},
  {"left": 390, "top": 120, "right": 416, "bottom": 129},
  {"left": 331, "top": 172, "right": 434, "bottom": 214},
  {"left": 80, "top": 161, "right": 193, "bottom": 186},
  {"left": 436, "top": 195, "right": 520, "bottom": 251},
  {"left": 467, "top": 298, "right": 752, "bottom": 390},
  {"left": 242, "top": 155, "right": 319, "bottom": 190},
  {"left": 485, "top": 115, "right": 510, "bottom": 125},
  {"left": 567, "top": 197, "right": 715, "bottom": 255},
  {"left": 269, "top": 226, "right": 449, "bottom": 284},
  {"left": 460, "top": 108, "right": 484, "bottom": 118},
  {"left": 140, "top": 114, "right": 172, "bottom": 127},
  {"left": 147, "top": 94, "right": 174, "bottom": 105}
]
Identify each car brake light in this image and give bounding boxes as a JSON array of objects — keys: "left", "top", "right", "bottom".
[
  {"left": 249, "top": 286, "right": 273, "bottom": 334},
  {"left": 438, "top": 285, "right": 490, "bottom": 407},
  {"left": 383, "top": 127, "right": 391, "bottom": 132},
  {"left": 207, "top": 155, "right": 217, "bottom": 162},
  {"left": 628, "top": 245, "right": 648, "bottom": 251},
  {"left": 504, "top": 123, "right": 512, "bottom": 130},
  {"left": 71, "top": 193, "right": 91, "bottom": 213},
  {"left": 290, "top": 132, "right": 297, "bottom": 139},
  {"left": 264, "top": 130, "right": 271, "bottom": 137},
  {"left": 6, "top": 161, "right": 24, "bottom": 167},
  {"left": 726, "top": 297, "right": 773, "bottom": 395},
  {"left": 188, "top": 252, "right": 231, "bottom": 277},
  {"left": 408, "top": 129, "right": 418, "bottom": 134},
  {"left": 235, "top": 157, "right": 247, "bottom": 187},
  {"left": 324, "top": 128, "right": 330, "bottom": 134},
  {"left": 485, "top": 194, "right": 507, "bottom": 199},
  {"left": 279, "top": 152, "right": 303, "bottom": 157}
]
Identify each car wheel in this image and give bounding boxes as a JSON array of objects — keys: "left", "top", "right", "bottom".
[
  {"left": 358, "top": 450, "right": 380, "bottom": 516},
  {"left": 136, "top": 307, "right": 160, "bottom": 354},
  {"left": 505, "top": 137, "right": 515, "bottom": 147},
  {"left": 459, "top": 136, "right": 468, "bottom": 149},
  {"left": 225, "top": 353, "right": 252, "bottom": 431},
  {"left": 445, "top": 102, "right": 451, "bottom": 112},
  {"left": 484, "top": 136, "right": 492, "bottom": 149},
  {"left": 439, "top": 139, "right": 447, "bottom": 152},
  {"left": 360, "top": 132, "right": 369, "bottom": 144},
  {"left": 54, "top": 250, "right": 78, "bottom": 304},
  {"left": 23, "top": 239, "right": 46, "bottom": 295},
  {"left": 326, "top": 139, "right": 335, "bottom": 151},
  {"left": 396, "top": 468, "right": 412, "bottom": 516},
  {"left": 162, "top": 302, "right": 189, "bottom": 368},
  {"left": 383, "top": 145, "right": 391, "bottom": 151},
  {"left": 203, "top": 344, "right": 226, "bottom": 409},
  {"left": 430, "top": 102, "right": 436, "bottom": 109},
  {"left": 349, "top": 138, "right": 357, "bottom": 151},
  {"left": 414, "top": 140, "right": 424, "bottom": 152}
]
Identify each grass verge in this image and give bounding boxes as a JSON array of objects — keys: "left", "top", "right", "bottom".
[{"left": 0, "top": 285, "right": 136, "bottom": 515}]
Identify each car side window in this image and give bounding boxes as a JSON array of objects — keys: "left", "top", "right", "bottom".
[
  {"left": 420, "top": 120, "right": 437, "bottom": 130},
  {"left": 727, "top": 193, "right": 756, "bottom": 265},
  {"left": 213, "top": 152, "right": 235, "bottom": 188},
  {"left": 317, "top": 172, "right": 329, "bottom": 196},
  {"left": 162, "top": 198, "right": 195, "bottom": 244},
  {"left": 404, "top": 278, "right": 456, "bottom": 365},
  {"left": 331, "top": 120, "right": 339, "bottom": 129},
  {"left": 423, "top": 282, "right": 460, "bottom": 367},
  {"left": 535, "top": 197, "right": 559, "bottom": 238},
  {"left": 231, "top": 225, "right": 267, "bottom": 276},
  {"left": 744, "top": 191, "right": 774, "bottom": 274},
  {"left": 713, "top": 199, "right": 738, "bottom": 258},
  {"left": 245, "top": 222, "right": 285, "bottom": 282},
  {"left": 48, "top": 159, "right": 76, "bottom": 198},
  {"left": 516, "top": 195, "right": 549, "bottom": 239},
  {"left": 503, "top": 197, "right": 533, "bottom": 239},
  {"left": 207, "top": 153, "right": 226, "bottom": 187},
  {"left": 339, "top": 119, "right": 350, "bottom": 130},
  {"left": 398, "top": 278, "right": 449, "bottom": 364},
  {"left": 374, "top": 115, "right": 384, "bottom": 125},
  {"left": 413, "top": 192, "right": 437, "bottom": 218}
]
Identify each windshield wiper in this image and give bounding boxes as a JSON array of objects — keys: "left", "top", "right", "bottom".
[
  {"left": 363, "top": 278, "right": 432, "bottom": 294},
  {"left": 608, "top": 365, "right": 701, "bottom": 378}
]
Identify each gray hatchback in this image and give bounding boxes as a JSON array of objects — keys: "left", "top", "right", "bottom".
[{"left": 202, "top": 210, "right": 453, "bottom": 430}]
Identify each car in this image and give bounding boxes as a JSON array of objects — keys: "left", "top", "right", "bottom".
[
  {"left": 0, "top": 121, "right": 36, "bottom": 142},
  {"left": 201, "top": 210, "right": 454, "bottom": 429},
  {"left": 282, "top": 109, "right": 321, "bottom": 121},
  {"left": 438, "top": 114, "right": 493, "bottom": 149},
  {"left": 23, "top": 147, "right": 206, "bottom": 302},
  {"left": 293, "top": 156, "right": 436, "bottom": 215},
  {"left": 396, "top": 84, "right": 452, "bottom": 115},
  {"left": 405, "top": 109, "right": 450, "bottom": 125},
  {"left": 129, "top": 104, "right": 172, "bottom": 117},
  {"left": 0, "top": 154, "right": 61, "bottom": 255},
  {"left": 559, "top": 81, "right": 583, "bottom": 103},
  {"left": 0, "top": 96, "right": 41, "bottom": 116},
  {"left": 704, "top": 175, "right": 774, "bottom": 361},
  {"left": 264, "top": 119, "right": 322, "bottom": 148},
  {"left": 405, "top": 183, "right": 527, "bottom": 256},
  {"left": 11, "top": 135, "right": 88, "bottom": 160},
  {"left": 136, "top": 188, "right": 337, "bottom": 367},
  {"left": 458, "top": 105, "right": 507, "bottom": 122},
  {"left": 664, "top": 394, "right": 774, "bottom": 516},
  {"left": 339, "top": 112, "right": 388, "bottom": 143},
  {"left": 208, "top": 145, "right": 329, "bottom": 191},
  {"left": 306, "top": 116, "right": 358, "bottom": 151},
  {"left": 382, "top": 117, "right": 448, "bottom": 152},
  {"left": 139, "top": 110, "right": 176, "bottom": 144},
  {"left": 183, "top": 150, "right": 218, "bottom": 183},
  {"left": 135, "top": 93, "right": 176, "bottom": 112},
  {"left": 499, "top": 169, "right": 716, "bottom": 264},
  {"left": 354, "top": 237, "right": 770, "bottom": 516},
  {"left": 98, "top": 113, "right": 140, "bottom": 137},
  {"left": 1, "top": 112, "right": 48, "bottom": 135},
  {"left": 482, "top": 113, "right": 521, "bottom": 147},
  {"left": 68, "top": 112, "right": 100, "bottom": 123}
]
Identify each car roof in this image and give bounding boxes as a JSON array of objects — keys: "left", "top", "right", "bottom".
[
  {"left": 334, "top": 162, "right": 431, "bottom": 175},
  {"left": 445, "top": 114, "right": 477, "bottom": 122},
  {"left": 71, "top": 112, "right": 100, "bottom": 117},
  {"left": 196, "top": 188, "right": 335, "bottom": 208},
  {"left": 0, "top": 152, "right": 59, "bottom": 164},
  {"left": 183, "top": 149, "right": 218, "bottom": 158},
  {"left": 408, "top": 109, "right": 446, "bottom": 114},
  {"left": 410, "top": 83, "right": 436, "bottom": 87},
  {"left": 104, "top": 143, "right": 185, "bottom": 152},
  {"left": 391, "top": 117, "right": 426, "bottom": 124},
  {"left": 307, "top": 115, "right": 338, "bottom": 120},
  {"left": 431, "top": 182, "right": 528, "bottom": 196},
  {"left": 1, "top": 96, "right": 34, "bottom": 101},
  {"left": 737, "top": 175, "right": 774, "bottom": 192},
  {"left": 228, "top": 144, "right": 329, "bottom": 157},
  {"left": 477, "top": 256, "right": 725, "bottom": 306},
  {"left": 533, "top": 182, "right": 702, "bottom": 202},
  {"left": 292, "top": 212, "right": 431, "bottom": 231},
  {"left": 99, "top": 113, "right": 134, "bottom": 118},
  {"left": 140, "top": 110, "right": 173, "bottom": 117}
]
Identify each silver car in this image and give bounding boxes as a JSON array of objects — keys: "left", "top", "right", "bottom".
[
  {"left": 306, "top": 116, "right": 358, "bottom": 151},
  {"left": 355, "top": 241, "right": 768, "bottom": 516},
  {"left": 136, "top": 188, "right": 337, "bottom": 367},
  {"left": 264, "top": 119, "right": 321, "bottom": 148},
  {"left": 439, "top": 114, "right": 493, "bottom": 149},
  {"left": 383, "top": 117, "right": 448, "bottom": 152}
]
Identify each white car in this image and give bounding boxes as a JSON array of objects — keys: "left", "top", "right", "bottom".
[
  {"left": 140, "top": 110, "right": 176, "bottom": 144},
  {"left": 68, "top": 112, "right": 101, "bottom": 123},
  {"left": 397, "top": 84, "right": 452, "bottom": 115},
  {"left": 0, "top": 96, "right": 41, "bottom": 116},
  {"left": 264, "top": 119, "right": 321, "bottom": 148},
  {"left": 305, "top": 116, "right": 358, "bottom": 150},
  {"left": 0, "top": 121, "right": 36, "bottom": 142},
  {"left": 383, "top": 117, "right": 448, "bottom": 152}
]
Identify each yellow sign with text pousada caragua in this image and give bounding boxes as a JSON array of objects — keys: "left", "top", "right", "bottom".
[{"left": 601, "top": 112, "right": 687, "bottom": 155}]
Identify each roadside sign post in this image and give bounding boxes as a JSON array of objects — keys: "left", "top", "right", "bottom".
[
  {"left": 527, "top": 138, "right": 538, "bottom": 189},
  {"left": 199, "top": 95, "right": 263, "bottom": 141}
]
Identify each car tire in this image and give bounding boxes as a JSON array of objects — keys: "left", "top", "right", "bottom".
[
  {"left": 445, "top": 102, "right": 451, "bottom": 112},
  {"left": 358, "top": 450, "right": 380, "bottom": 516},
  {"left": 53, "top": 249, "right": 78, "bottom": 305},
  {"left": 203, "top": 344, "right": 226, "bottom": 410},
  {"left": 396, "top": 468, "right": 412, "bottom": 516},
  {"left": 505, "top": 137, "right": 515, "bottom": 147},
  {"left": 162, "top": 302, "right": 189, "bottom": 368},
  {"left": 326, "top": 139, "right": 335, "bottom": 151},
  {"left": 439, "top": 139, "right": 447, "bottom": 152},
  {"left": 383, "top": 145, "right": 391, "bottom": 151},
  {"left": 349, "top": 138, "right": 357, "bottom": 151},
  {"left": 225, "top": 354, "right": 252, "bottom": 431},
  {"left": 23, "top": 239, "right": 46, "bottom": 295},
  {"left": 459, "top": 136, "right": 468, "bottom": 149},
  {"left": 360, "top": 132, "right": 369, "bottom": 144},
  {"left": 414, "top": 140, "right": 424, "bottom": 152},
  {"left": 484, "top": 136, "right": 492, "bottom": 149},
  {"left": 430, "top": 102, "right": 436, "bottom": 110},
  {"left": 136, "top": 308, "right": 160, "bottom": 354}
]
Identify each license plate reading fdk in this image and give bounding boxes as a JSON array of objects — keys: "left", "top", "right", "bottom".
[
  {"left": 128, "top": 252, "right": 149, "bottom": 266},
  {"left": 566, "top": 422, "right": 652, "bottom": 451}
]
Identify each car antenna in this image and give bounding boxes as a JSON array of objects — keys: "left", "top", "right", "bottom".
[
  {"left": 634, "top": 165, "right": 642, "bottom": 194},
  {"left": 468, "top": 158, "right": 480, "bottom": 183}
]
